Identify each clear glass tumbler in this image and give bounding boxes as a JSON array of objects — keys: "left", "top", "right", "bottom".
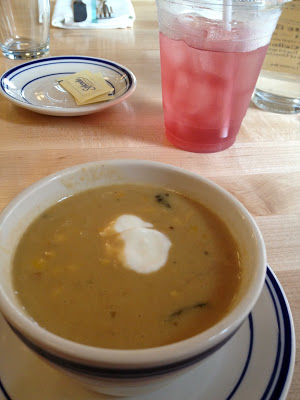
[
  {"left": 252, "top": 0, "right": 300, "bottom": 114},
  {"left": 156, "top": 0, "right": 288, "bottom": 153},
  {"left": 0, "top": 0, "right": 50, "bottom": 59}
]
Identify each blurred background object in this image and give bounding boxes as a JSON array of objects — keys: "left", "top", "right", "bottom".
[
  {"left": 52, "top": 0, "right": 135, "bottom": 29},
  {"left": 252, "top": 0, "right": 300, "bottom": 114}
]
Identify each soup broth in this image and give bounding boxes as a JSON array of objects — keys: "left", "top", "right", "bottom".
[{"left": 13, "top": 184, "right": 241, "bottom": 349}]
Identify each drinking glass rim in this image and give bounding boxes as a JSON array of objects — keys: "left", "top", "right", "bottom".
[{"left": 156, "top": 0, "right": 291, "bottom": 9}]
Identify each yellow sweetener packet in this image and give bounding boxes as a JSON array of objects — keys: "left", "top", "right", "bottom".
[
  {"left": 59, "top": 70, "right": 111, "bottom": 103},
  {"left": 74, "top": 71, "right": 114, "bottom": 105},
  {"left": 75, "top": 92, "right": 115, "bottom": 106}
]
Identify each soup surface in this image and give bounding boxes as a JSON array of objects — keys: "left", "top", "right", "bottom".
[{"left": 13, "top": 184, "right": 241, "bottom": 349}]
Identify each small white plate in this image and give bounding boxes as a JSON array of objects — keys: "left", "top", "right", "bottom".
[
  {"left": 0, "top": 266, "right": 295, "bottom": 400},
  {"left": 0, "top": 56, "right": 136, "bottom": 116}
]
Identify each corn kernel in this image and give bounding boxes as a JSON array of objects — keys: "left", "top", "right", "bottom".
[
  {"left": 66, "top": 264, "right": 78, "bottom": 272},
  {"left": 32, "top": 258, "right": 47, "bottom": 270},
  {"left": 44, "top": 250, "right": 56, "bottom": 257},
  {"left": 53, "top": 232, "right": 65, "bottom": 243},
  {"left": 52, "top": 287, "right": 62, "bottom": 297},
  {"left": 99, "top": 258, "right": 110, "bottom": 265}
]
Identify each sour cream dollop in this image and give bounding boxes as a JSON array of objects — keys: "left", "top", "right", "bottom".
[{"left": 103, "top": 215, "right": 172, "bottom": 274}]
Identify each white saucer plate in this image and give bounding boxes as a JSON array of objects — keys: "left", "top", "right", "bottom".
[
  {"left": 0, "top": 266, "right": 295, "bottom": 400},
  {"left": 0, "top": 56, "right": 136, "bottom": 116}
]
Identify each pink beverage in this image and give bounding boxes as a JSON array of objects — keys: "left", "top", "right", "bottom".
[{"left": 159, "top": 31, "right": 269, "bottom": 153}]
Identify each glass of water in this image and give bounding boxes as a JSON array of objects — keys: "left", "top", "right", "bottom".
[{"left": 0, "top": 0, "right": 50, "bottom": 60}]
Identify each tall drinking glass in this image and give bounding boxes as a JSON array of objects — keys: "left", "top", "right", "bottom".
[
  {"left": 0, "top": 0, "right": 50, "bottom": 59},
  {"left": 156, "top": 0, "right": 288, "bottom": 153}
]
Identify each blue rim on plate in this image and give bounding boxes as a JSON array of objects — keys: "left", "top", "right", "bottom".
[
  {"left": 0, "top": 56, "right": 136, "bottom": 116},
  {"left": 0, "top": 266, "right": 295, "bottom": 400}
]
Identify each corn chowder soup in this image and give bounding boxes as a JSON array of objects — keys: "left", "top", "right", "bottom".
[{"left": 13, "top": 184, "right": 241, "bottom": 349}]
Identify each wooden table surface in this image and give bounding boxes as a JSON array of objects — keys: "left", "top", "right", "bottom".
[{"left": 0, "top": 1, "right": 299, "bottom": 398}]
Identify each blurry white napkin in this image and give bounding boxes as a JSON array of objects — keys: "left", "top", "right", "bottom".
[{"left": 52, "top": 0, "right": 135, "bottom": 29}]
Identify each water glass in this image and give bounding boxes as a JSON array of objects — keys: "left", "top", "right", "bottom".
[{"left": 0, "top": 0, "right": 50, "bottom": 59}]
